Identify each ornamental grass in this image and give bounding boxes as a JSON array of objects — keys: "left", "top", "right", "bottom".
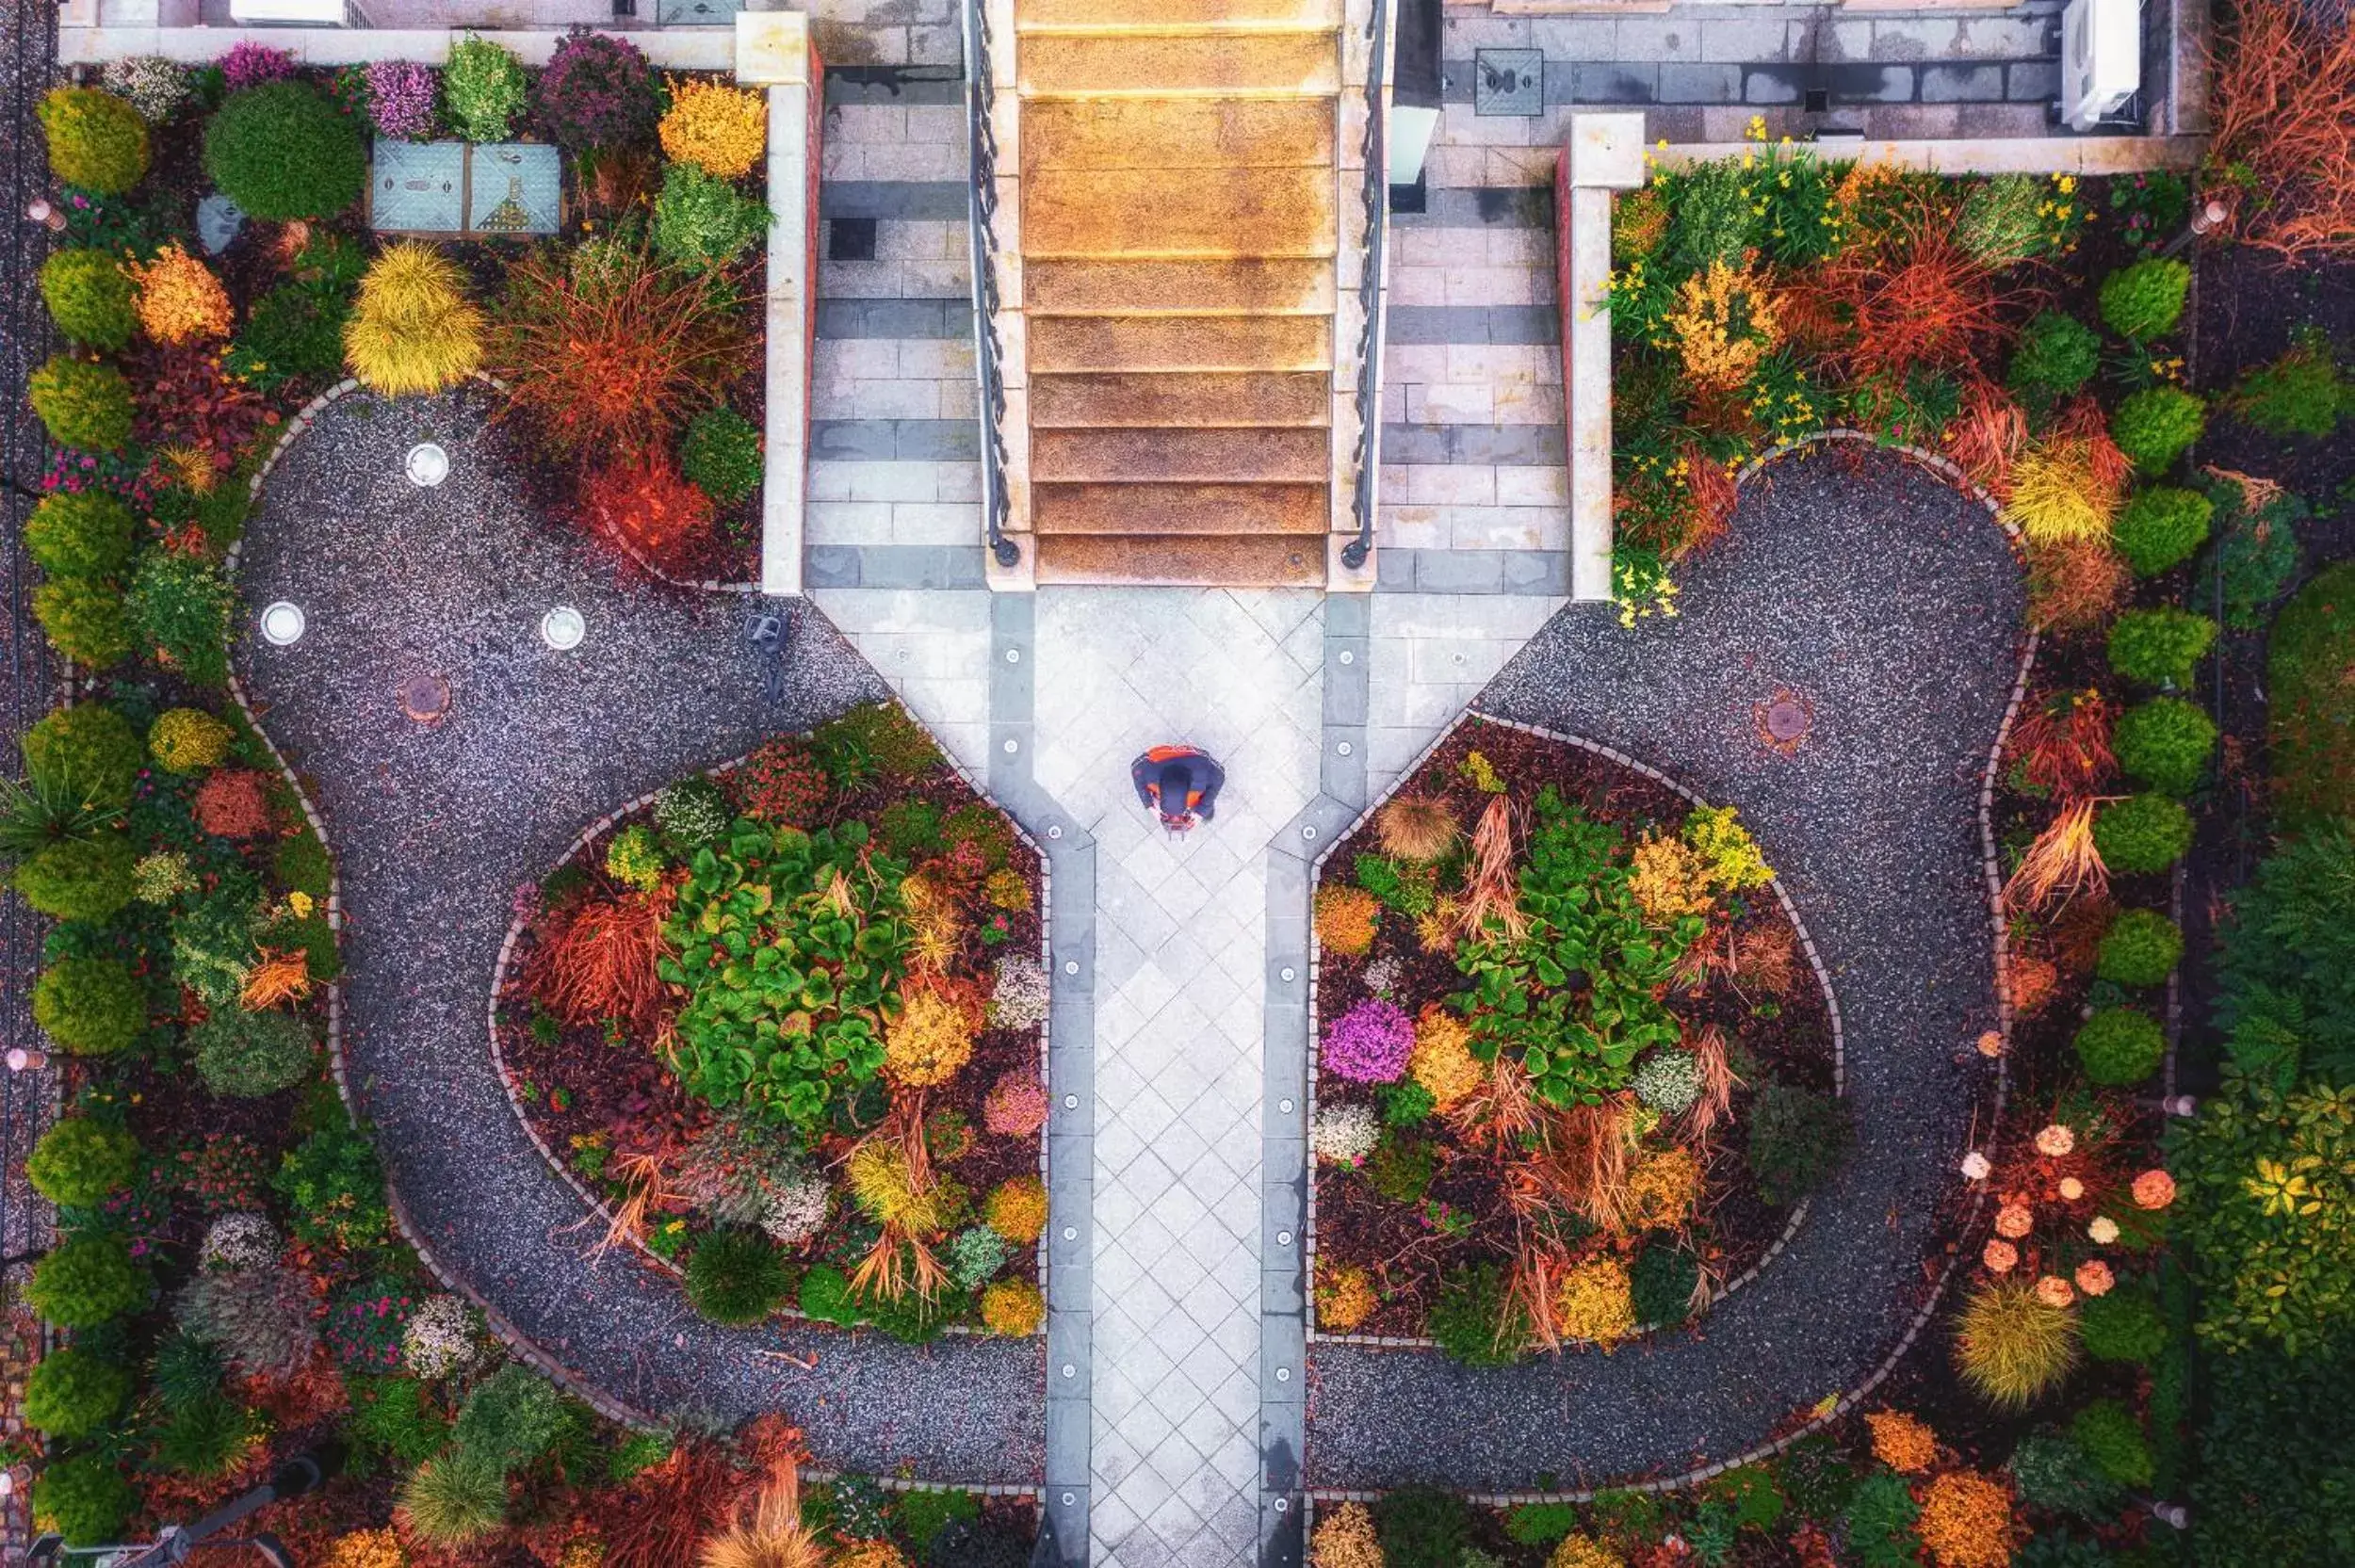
[
  {"left": 345, "top": 242, "right": 483, "bottom": 396},
  {"left": 1954, "top": 1276, "right": 2079, "bottom": 1409},
  {"left": 695, "top": 1455, "right": 824, "bottom": 1568},
  {"left": 2205, "top": 0, "right": 2355, "bottom": 262},
  {"left": 535, "top": 889, "right": 672, "bottom": 1027},
  {"left": 2008, "top": 687, "right": 2116, "bottom": 802},
  {"left": 1374, "top": 793, "right": 1458, "bottom": 863},
  {"left": 2003, "top": 799, "right": 2109, "bottom": 914},
  {"left": 2002, "top": 437, "right": 2120, "bottom": 546}
]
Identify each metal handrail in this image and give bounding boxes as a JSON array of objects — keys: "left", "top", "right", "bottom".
[
  {"left": 1340, "top": 0, "right": 1390, "bottom": 572},
  {"left": 961, "top": 0, "right": 1021, "bottom": 570}
]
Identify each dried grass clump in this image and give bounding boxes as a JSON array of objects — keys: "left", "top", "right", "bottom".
[
  {"left": 1733, "top": 923, "right": 1797, "bottom": 996},
  {"left": 1375, "top": 794, "right": 1458, "bottom": 863},
  {"left": 2004, "top": 800, "right": 2110, "bottom": 914},
  {"left": 2205, "top": 0, "right": 2355, "bottom": 263},
  {"left": 2025, "top": 540, "right": 2130, "bottom": 635},
  {"left": 237, "top": 948, "right": 311, "bottom": 1011},
  {"left": 696, "top": 1454, "right": 823, "bottom": 1568},
  {"left": 1454, "top": 795, "right": 1527, "bottom": 944}
]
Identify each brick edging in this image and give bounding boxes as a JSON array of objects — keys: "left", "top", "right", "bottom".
[{"left": 1306, "top": 433, "right": 2034, "bottom": 1507}]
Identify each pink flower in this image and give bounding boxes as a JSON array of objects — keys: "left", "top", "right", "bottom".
[
  {"left": 2058, "top": 1177, "right": 2085, "bottom": 1202},
  {"left": 2074, "top": 1260, "right": 2114, "bottom": 1297},
  {"left": 1982, "top": 1240, "right": 2018, "bottom": 1273},
  {"left": 2035, "top": 1275, "right": 2076, "bottom": 1308},
  {"left": 2035, "top": 1123, "right": 2076, "bottom": 1157},
  {"left": 1995, "top": 1203, "right": 2035, "bottom": 1238},
  {"left": 1323, "top": 998, "right": 1414, "bottom": 1084},
  {"left": 2132, "top": 1169, "right": 2176, "bottom": 1209}
]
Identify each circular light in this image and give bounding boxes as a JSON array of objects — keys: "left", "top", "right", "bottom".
[
  {"left": 1339, "top": 650, "right": 1354, "bottom": 665},
  {"left": 1064, "top": 1093, "right": 1079, "bottom": 1110},
  {"left": 1276, "top": 1230, "right": 1291, "bottom": 1246},
  {"left": 1048, "top": 824, "right": 1064, "bottom": 840},
  {"left": 1061, "top": 1364, "right": 1076, "bottom": 1378},
  {"left": 260, "top": 601, "right": 306, "bottom": 646},
  {"left": 1061, "top": 1492, "right": 1076, "bottom": 1508},
  {"left": 1336, "top": 741, "right": 1353, "bottom": 756},
  {"left": 1279, "top": 966, "right": 1296, "bottom": 982},
  {"left": 541, "top": 606, "right": 586, "bottom": 651},
  {"left": 1064, "top": 960, "right": 1079, "bottom": 976},
  {"left": 1003, "top": 738, "right": 1018, "bottom": 754},
  {"left": 1278, "top": 1097, "right": 1294, "bottom": 1115},
  {"left": 1274, "top": 1497, "right": 1289, "bottom": 1514},
  {"left": 1007, "top": 648, "right": 1021, "bottom": 663},
  {"left": 1063, "top": 1226, "right": 1077, "bottom": 1241},
  {"left": 1275, "top": 1366, "right": 1291, "bottom": 1383},
  {"left": 1302, "top": 825, "right": 1317, "bottom": 841},
  {"left": 405, "top": 442, "right": 450, "bottom": 487}
]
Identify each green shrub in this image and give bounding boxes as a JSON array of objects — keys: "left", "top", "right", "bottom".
[
  {"left": 2268, "top": 562, "right": 2355, "bottom": 826},
  {"left": 453, "top": 1363, "right": 565, "bottom": 1471},
  {"left": 2094, "top": 793, "right": 2194, "bottom": 874},
  {"left": 2071, "top": 1399, "right": 2153, "bottom": 1488},
  {"left": 2111, "top": 385, "right": 2206, "bottom": 473},
  {"left": 863, "top": 1277, "right": 965, "bottom": 1344},
  {"left": 2114, "top": 696, "right": 2217, "bottom": 795},
  {"left": 893, "top": 1487, "right": 981, "bottom": 1553},
  {"left": 399, "top": 1448, "right": 508, "bottom": 1545},
  {"left": 28, "top": 1231, "right": 150, "bottom": 1327},
  {"left": 347, "top": 1373, "right": 452, "bottom": 1463},
  {"left": 274, "top": 1122, "right": 391, "bottom": 1249},
  {"left": 2079, "top": 1285, "right": 2167, "bottom": 1363},
  {"left": 443, "top": 35, "right": 528, "bottom": 140},
  {"left": 797, "top": 1263, "right": 860, "bottom": 1326},
  {"left": 127, "top": 550, "right": 233, "bottom": 687},
  {"left": 29, "top": 355, "right": 134, "bottom": 451},
  {"left": 192, "top": 1008, "right": 317, "bottom": 1098},
  {"left": 2199, "top": 484, "right": 2302, "bottom": 632},
  {"left": 24, "top": 492, "right": 136, "bottom": 580},
  {"left": 812, "top": 701, "right": 940, "bottom": 784},
  {"left": 150, "top": 707, "right": 235, "bottom": 774},
  {"left": 2174, "top": 1076, "right": 2355, "bottom": 1356},
  {"left": 31, "top": 577, "right": 132, "bottom": 669},
  {"left": 25, "top": 706, "right": 141, "bottom": 806},
  {"left": 2187, "top": 1334, "right": 2355, "bottom": 1564},
  {"left": 225, "top": 279, "right": 352, "bottom": 391},
  {"left": 14, "top": 835, "right": 137, "bottom": 921},
  {"left": 203, "top": 82, "right": 365, "bottom": 219},
  {"left": 31, "top": 1454, "right": 136, "bottom": 1546},
  {"left": 153, "top": 1391, "right": 257, "bottom": 1478},
  {"left": 1427, "top": 1262, "right": 1527, "bottom": 1366},
  {"left": 40, "top": 250, "right": 136, "bottom": 348},
  {"left": 1365, "top": 1133, "right": 1435, "bottom": 1204},
  {"left": 877, "top": 797, "right": 943, "bottom": 859},
  {"left": 2107, "top": 606, "right": 2217, "bottom": 687},
  {"left": 2007, "top": 310, "right": 2101, "bottom": 403},
  {"left": 24, "top": 1347, "right": 132, "bottom": 1438},
  {"left": 2074, "top": 1006, "right": 2166, "bottom": 1084},
  {"left": 679, "top": 405, "right": 762, "bottom": 507},
  {"left": 38, "top": 86, "right": 150, "bottom": 194},
  {"left": 2112, "top": 486, "right": 2213, "bottom": 576},
  {"left": 1843, "top": 1470, "right": 1920, "bottom": 1568},
  {"left": 652, "top": 163, "right": 771, "bottom": 272},
  {"left": 1746, "top": 1081, "right": 1851, "bottom": 1204},
  {"left": 2099, "top": 258, "right": 2190, "bottom": 341},
  {"left": 1631, "top": 1237, "right": 1700, "bottom": 1324},
  {"left": 2213, "top": 823, "right": 2355, "bottom": 1086},
  {"left": 1504, "top": 1501, "right": 1579, "bottom": 1544},
  {"left": 26, "top": 1116, "right": 140, "bottom": 1206},
  {"left": 2225, "top": 332, "right": 2344, "bottom": 438},
  {"left": 2096, "top": 908, "right": 2184, "bottom": 988},
  {"left": 684, "top": 1228, "right": 791, "bottom": 1326},
  {"left": 32, "top": 955, "right": 144, "bottom": 1055},
  {"left": 1373, "top": 1485, "right": 1474, "bottom": 1568},
  {"left": 2008, "top": 1431, "right": 2119, "bottom": 1519}
]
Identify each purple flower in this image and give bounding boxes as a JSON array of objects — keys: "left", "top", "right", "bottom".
[
  {"left": 219, "top": 40, "right": 296, "bottom": 91},
  {"left": 1324, "top": 998, "right": 1414, "bottom": 1084},
  {"left": 366, "top": 58, "right": 438, "bottom": 140}
]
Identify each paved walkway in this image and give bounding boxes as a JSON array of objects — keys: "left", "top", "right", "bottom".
[{"left": 233, "top": 390, "right": 1046, "bottom": 1479}]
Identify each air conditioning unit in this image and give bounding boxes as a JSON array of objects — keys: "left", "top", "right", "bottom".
[{"left": 2059, "top": 0, "right": 2139, "bottom": 131}]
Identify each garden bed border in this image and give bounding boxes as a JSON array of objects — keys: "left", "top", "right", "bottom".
[
  {"left": 1300, "top": 709, "right": 1837, "bottom": 1351},
  {"left": 1306, "top": 432, "right": 2038, "bottom": 1509},
  {"left": 221, "top": 385, "right": 1050, "bottom": 1484}
]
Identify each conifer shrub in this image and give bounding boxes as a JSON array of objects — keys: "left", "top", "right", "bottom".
[
  {"left": 26, "top": 1116, "right": 140, "bottom": 1206},
  {"left": 28, "top": 1231, "right": 150, "bottom": 1327},
  {"left": 14, "top": 836, "right": 137, "bottom": 922},
  {"left": 191, "top": 1008, "right": 318, "bottom": 1098},
  {"left": 2107, "top": 606, "right": 2217, "bottom": 687},
  {"left": 2224, "top": 331, "right": 2344, "bottom": 437},
  {"left": 2074, "top": 1006, "right": 2166, "bottom": 1084},
  {"left": 24, "top": 1346, "right": 132, "bottom": 1438},
  {"left": 29, "top": 355, "right": 134, "bottom": 451},
  {"left": 31, "top": 577, "right": 132, "bottom": 669},
  {"left": 2113, "top": 696, "right": 2216, "bottom": 795},
  {"left": 2078, "top": 1285, "right": 2167, "bottom": 1363},
  {"left": 38, "top": 86, "right": 149, "bottom": 193},
  {"left": 2111, "top": 486, "right": 2213, "bottom": 575},
  {"left": 442, "top": 35, "right": 528, "bottom": 140},
  {"left": 32, "top": 1454, "right": 135, "bottom": 1546},
  {"left": 24, "top": 492, "right": 136, "bottom": 580},
  {"left": 2007, "top": 310, "right": 2101, "bottom": 404},
  {"left": 40, "top": 250, "right": 136, "bottom": 348},
  {"left": 2110, "top": 385, "right": 2206, "bottom": 473},
  {"left": 2096, "top": 908, "right": 2184, "bottom": 988},
  {"left": 2098, "top": 258, "right": 2190, "bottom": 341},
  {"left": 23, "top": 704, "right": 145, "bottom": 804},
  {"left": 150, "top": 707, "right": 235, "bottom": 774},
  {"left": 203, "top": 82, "right": 365, "bottom": 220},
  {"left": 2093, "top": 793, "right": 2194, "bottom": 874}
]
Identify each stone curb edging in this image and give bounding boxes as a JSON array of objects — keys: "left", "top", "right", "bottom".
[
  {"left": 480, "top": 742, "right": 1053, "bottom": 1344},
  {"left": 221, "top": 382, "right": 1050, "bottom": 1482},
  {"left": 1301, "top": 708, "right": 1835, "bottom": 1352},
  {"left": 1306, "top": 432, "right": 2034, "bottom": 1511}
]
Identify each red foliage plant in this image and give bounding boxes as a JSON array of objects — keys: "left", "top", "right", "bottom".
[
  {"left": 2025, "top": 539, "right": 2129, "bottom": 634},
  {"left": 131, "top": 346, "right": 272, "bottom": 469},
  {"left": 536, "top": 889, "right": 673, "bottom": 1027},
  {"left": 2009, "top": 687, "right": 2116, "bottom": 801},
  {"left": 2205, "top": 0, "right": 2355, "bottom": 262},
  {"left": 1946, "top": 376, "right": 2028, "bottom": 491},
  {"left": 1812, "top": 199, "right": 2023, "bottom": 379},
  {"left": 737, "top": 739, "right": 831, "bottom": 825},
  {"left": 579, "top": 458, "right": 714, "bottom": 574},
  {"left": 195, "top": 769, "right": 276, "bottom": 840},
  {"left": 490, "top": 239, "right": 751, "bottom": 464},
  {"left": 2052, "top": 396, "right": 2133, "bottom": 498}
]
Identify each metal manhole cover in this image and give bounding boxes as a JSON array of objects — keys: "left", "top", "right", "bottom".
[
  {"left": 1754, "top": 689, "right": 1812, "bottom": 754},
  {"left": 400, "top": 673, "right": 452, "bottom": 726},
  {"left": 1473, "top": 48, "right": 1546, "bottom": 117}
]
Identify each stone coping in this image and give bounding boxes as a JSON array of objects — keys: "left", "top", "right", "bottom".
[
  {"left": 61, "top": 24, "right": 737, "bottom": 68},
  {"left": 1304, "top": 432, "right": 2035, "bottom": 1507},
  {"left": 481, "top": 737, "right": 1053, "bottom": 1339},
  {"left": 1300, "top": 707, "right": 1838, "bottom": 1351},
  {"left": 1649, "top": 134, "right": 2203, "bottom": 175}
]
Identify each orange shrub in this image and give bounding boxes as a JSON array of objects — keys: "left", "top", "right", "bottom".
[
  {"left": 1915, "top": 1469, "right": 2016, "bottom": 1568},
  {"left": 131, "top": 244, "right": 233, "bottom": 345},
  {"left": 980, "top": 1278, "right": 1044, "bottom": 1335},
  {"left": 984, "top": 1175, "right": 1048, "bottom": 1245},
  {"left": 1409, "top": 1008, "right": 1482, "bottom": 1109},
  {"left": 1309, "top": 1502, "right": 1382, "bottom": 1568},
  {"left": 1865, "top": 1410, "right": 1939, "bottom": 1473},
  {"left": 884, "top": 978, "right": 983, "bottom": 1088},
  {"left": 1314, "top": 885, "right": 1380, "bottom": 957},
  {"left": 1315, "top": 1262, "right": 1378, "bottom": 1332},
  {"left": 579, "top": 458, "right": 714, "bottom": 574}
]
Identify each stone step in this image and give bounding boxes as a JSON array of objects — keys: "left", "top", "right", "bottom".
[
  {"left": 1030, "top": 314, "right": 1332, "bottom": 374},
  {"left": 1033, "top": 530, "right": 1326, "bottom": 586},
  {"left": 1034, "top": 479, "right": 1328, "bottom": 534},
  {"left": 1033, "top": 426, "right": 1330, "bottom": 482},
  {"left": 1025, "top": 166, "right": 1336, "bottom": 258},
  {"left": 1031, "top": 370, "right": 1332, "bottom": 428},
  {"left": 1017, "top": 31, "right": 1340, "bottom": 99},
  {"left": 1022, "top": 97, "right": 1334, "bottom": 173},
  {"left": 1028, "top": 258, "right": 1334, "bottom": 316},
  {"left": 1018, "top": 0, "right": 1338, "bottom": 30}
]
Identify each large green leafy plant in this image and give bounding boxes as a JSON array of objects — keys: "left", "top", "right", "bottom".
[
  {"left": 658, "top": 818, "right": 910, "bottom": 1135},
  {"left": 1452, "top": 787, "right": 1700, "bottom": 1107}
]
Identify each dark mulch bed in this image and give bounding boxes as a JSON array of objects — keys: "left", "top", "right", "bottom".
[{"left": 1312, "top": 718, "right": 1835, "bottom": 1342}]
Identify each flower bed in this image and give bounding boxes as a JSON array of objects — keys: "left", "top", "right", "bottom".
[
  {"left": 497, "top": 701, "right": 1052, "bottom": 1344},
  {"left": 1308, "top": 717, "right": 1839, "bottom": 1359}
]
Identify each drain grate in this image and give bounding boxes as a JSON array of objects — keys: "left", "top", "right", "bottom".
[{"left": 1472, "top": 48, "right": 1545, "bottom": 116}]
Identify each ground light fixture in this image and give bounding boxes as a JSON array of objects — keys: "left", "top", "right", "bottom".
[
  {"left": 404, "top": 441, "right": 450, "bottom": 488},
  {"left": 541, "top": 606, "right": 586, "bottom": 651},
  {"left": 259, "top": 601, "right": 306, "bottom": 647}
]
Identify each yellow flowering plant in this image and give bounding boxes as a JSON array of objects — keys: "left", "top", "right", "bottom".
[{"left": 658, "top": 77, "right": 767, "bottom": 179}]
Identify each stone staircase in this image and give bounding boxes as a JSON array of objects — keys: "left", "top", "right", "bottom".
[{"left": 995, "top": 0, "right": 1358, "bottom": 587}]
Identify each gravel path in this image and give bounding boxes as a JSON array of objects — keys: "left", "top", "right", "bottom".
[
  {"left": 1307, "top": 446, "right": 2026, "bottom": 1492},
  {"left": 234, "top": 388, "right": 1046, "bottom": 1482}
]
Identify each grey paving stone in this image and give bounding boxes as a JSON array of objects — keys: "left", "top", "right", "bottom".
[
  {"left": 1656, "top": 62, "right": 1744, "bottom": 103},
  {"left": 2008, "top": 59, "right": 2061, "bottom": 101},
  {"left": 1385, "top": 303, "right": 1562, "bottom": 346},
  {"left": 823, "top": 66, "right": 966, "bottom": 105},
  {"left": 845, "top": 543, "right": 988, "bottom": 588},
  {"left": 1866, "top": 17, "right": 1955, "bottom": 62},
  {"left": 1744, "top": 67, "right": 1802, "bottom": 104},
  {"left": 819, "top": 178, "right": 970, "bottom": 219},
  {"left": 1412, "top": 548, "right": 1507, "bottom": 593},
  {"left": 1613, "top": 17, "right": 1699, "bottom": 61},
  {"left": 1381, "top": 421, "right": 1567, "bottom": 467},
  {"left": 1566, "top": 61, "right": 1658, "bottom": 104},
  {"left": 1826, "top": 62, "right": 1917, "bottom": 104},
  {"left": 1502, "top": 549, "right": 1571, "bottom": 593},
  {"left": 1699, "top": 17, "right": 1792, "bottom": 61},
  {"left": 1390, "top": 185, "right": 1555, "bottom": 230},
  {"left": 1528, "top": 16, "right": 1616, "bottom": 57},
  {"left": 812, "top": 417, "right": 979, "bottom": 462},
  {"left": 1919, "top": 62, "right": 2006, "bottom": 102},
  {"left": 805, "top": 543, "right": 864, "bottom": 588}
]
